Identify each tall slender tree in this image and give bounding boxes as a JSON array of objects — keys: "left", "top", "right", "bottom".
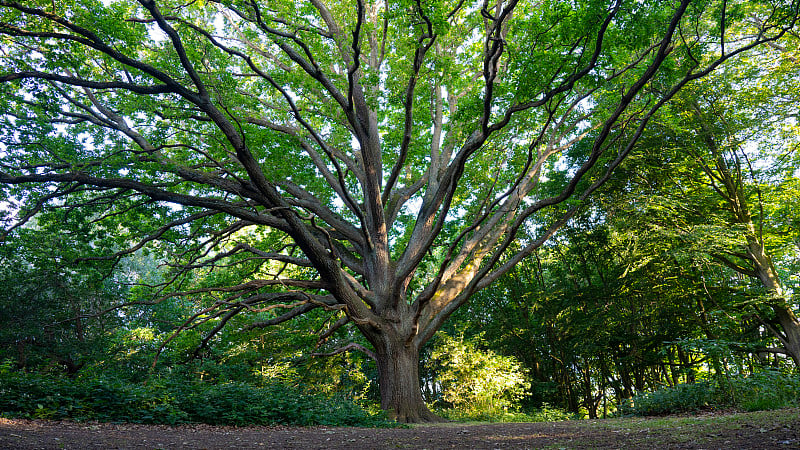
[
  {"left": 1, "top": 0, "right": 797, "bottom": 421},
  {"left": 618, "top": 69, "right": 800, "bottom": 366}
]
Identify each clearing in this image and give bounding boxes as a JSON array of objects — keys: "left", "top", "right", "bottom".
[{"left": 0, "top": 407, "right": 797, "bottom": 449}]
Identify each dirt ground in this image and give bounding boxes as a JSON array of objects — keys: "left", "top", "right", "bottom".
[{"left": 1, "top": 408, "right": 798, "bottom": 449}]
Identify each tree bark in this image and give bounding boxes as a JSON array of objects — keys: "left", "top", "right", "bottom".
[
  {"left": 751, "top": 244, "right": 800, "bottom": 368},
  {"left": 372, "top": 333, "right": 443, "bottom": 423},
  {"left": 774, "top": 306, "right": 800, "bottom": 368}
]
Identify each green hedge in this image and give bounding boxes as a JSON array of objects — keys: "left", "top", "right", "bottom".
[{"left": 0, "top": 371, "right": 393, "bottom": 427}]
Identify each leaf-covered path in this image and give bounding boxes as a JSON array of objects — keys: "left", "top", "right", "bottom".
[{"left": 1, "top": 408, "right": 798, "bottom": 449}]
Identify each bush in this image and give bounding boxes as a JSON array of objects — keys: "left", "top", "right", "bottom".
[
  {"left": 0, "top": 371, "right": 394, "bottom": 427},
  {"left": 618, "top": 381, "right": 715, "bottom": 416},
  {"left": 620, "top": 370, "right": 800, "bottom": 416},
  {"left": 726, "top": 370, "right": 800, "bottom": 412},
  {"left": 436, "top": 402, "right": 576, "bottom": 423},
  {"left": 174, "top": 381, "right": 391, "bottom": 427},
  {"left": 0, "top": 373, "right": 186, "bottom": 424},
  {"left": 426, "top": 332, "right": 529, "bottom": 416}
]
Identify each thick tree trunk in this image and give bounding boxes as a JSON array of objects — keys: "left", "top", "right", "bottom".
[{"left": 372, "top": 335, "right": 443, "bottom": 423}]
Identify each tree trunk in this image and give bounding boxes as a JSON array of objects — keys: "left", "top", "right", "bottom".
[
  {"left": 775, "top": 306, "right": 800, "bottom": 368},
  {"left": 372, "top": 334, "right": 443, "bottom": 423},
  {"left": 752, "top": 258, "right": 800, "bottom": 369}
]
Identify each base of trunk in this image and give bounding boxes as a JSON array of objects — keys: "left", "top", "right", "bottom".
[
  {"left": 386, "top": 406, "right": 447, "bottom": 424},
  {"left": 375, "top": 337, "right": 447, "bottom": 423}
]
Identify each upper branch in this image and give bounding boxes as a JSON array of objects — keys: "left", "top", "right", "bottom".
[
  {"left": 0, "top": 0, "right": 201, "bottom": 101},
  {"left": 382, "top": 1, "right": 437, "bottom": 204}
]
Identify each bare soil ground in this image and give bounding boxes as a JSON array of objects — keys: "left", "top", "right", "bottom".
[{"left": 1, "top": 408, "right": 798, "bottom": 449}]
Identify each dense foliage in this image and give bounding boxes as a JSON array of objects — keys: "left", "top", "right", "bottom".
[
  {"left": 425, "top": 332, "right": 530, "bottom": 414},
  {"left": 620, "top": 370, "right": 800, "bottom": 416},
  {"left": 0, "top": 365, "right": 393, "bottom": 426}
]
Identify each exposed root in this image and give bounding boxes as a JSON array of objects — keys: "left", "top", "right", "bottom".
[{"left": 389, "top": 409, "right": 449, "bottom": 424}]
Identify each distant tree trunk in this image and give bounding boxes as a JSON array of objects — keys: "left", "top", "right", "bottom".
[
  {"left": 15, "top": 341, "right": 27, "bottom": 370},
  {"left": 581, "top": 365, "right": 598, "bottom": 419},
  {"left": 748, "top": 236, "right": 800, "bottom": 368},
  {"left": 693, "top": 107, "right": 800, "bottom": 369},
  {"left": 773, "top": 306, "right": 800, "bottom": 368},
  {"left": 618, "top": 362, "right": 634, "bottom": 399}
]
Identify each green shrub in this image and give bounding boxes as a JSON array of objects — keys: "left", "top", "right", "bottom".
[
  {"left": 620, "top": 370, "right": 800, "bottom": 416},
  {"left": 528, "top": 403, "right": 578, "bottom": 422},
  {"left": 619, "top": 381, "right": 715, "bottom": 416},
  {"left": 0, "top": 373, "right": 187, "bottom": 424},
  {"left": 175, "top": 381, "right": 391, "bottom": 427},
  {"left": 436, "top": 402, "right": 576, "bottom": 423},
  {"left": 426, "top": 332, "right": 529, "bottom": 416},
  {"left": 0, "top": 371, "right": 393, "bottom": 427},
  {"left": 727, "top": 370, "right": 800, "bottom": 411}
]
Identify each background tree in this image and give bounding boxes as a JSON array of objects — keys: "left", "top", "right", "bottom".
[
  {"left": 612, "top": 53, "right": 800, "bottom": 365},
  {"left": 452, "top": 219, "right": 743, "bottom": 417},
  {"left": 0, "top": 207, "right": 129, "bottom": 376},
  {"left": 1, "top": 0, "right": 797, "bottom": 421}
]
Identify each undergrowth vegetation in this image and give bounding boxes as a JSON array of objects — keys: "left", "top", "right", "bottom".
[
  {"left": 619, "top": 370, "right": 800, "bottom": 416},
  {"left": 0, "top": 367, "right": 394, "bottom": 427},
  {"left": 435, "top": 402, "right": 577, "bottom": 423}
]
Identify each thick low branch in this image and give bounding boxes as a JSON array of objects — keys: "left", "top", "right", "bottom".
[
  {"left": 244, "top": 301, "right": 323, "bottom": 330},
  {"left": 311, "top": 342, "right": 376, "bottom": 361},
  {"left": 0, "top": 171, "right": 290, "bottom": 231}
]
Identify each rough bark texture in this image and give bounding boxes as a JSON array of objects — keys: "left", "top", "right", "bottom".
[
  {"left": 774, "top": 306, "right": 800, "bottom": 368},
  {"left": 370, "top": 328, "right": 443, "bottom": 423}
]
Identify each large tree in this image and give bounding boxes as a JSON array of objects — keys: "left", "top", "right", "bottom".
[{"left": 1, "top": 0, "right": 797, "bottom": 421}]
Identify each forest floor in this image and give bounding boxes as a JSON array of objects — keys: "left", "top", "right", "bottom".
[{"left": 0, "top": 407, "right": 797, "bottom": 449}]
